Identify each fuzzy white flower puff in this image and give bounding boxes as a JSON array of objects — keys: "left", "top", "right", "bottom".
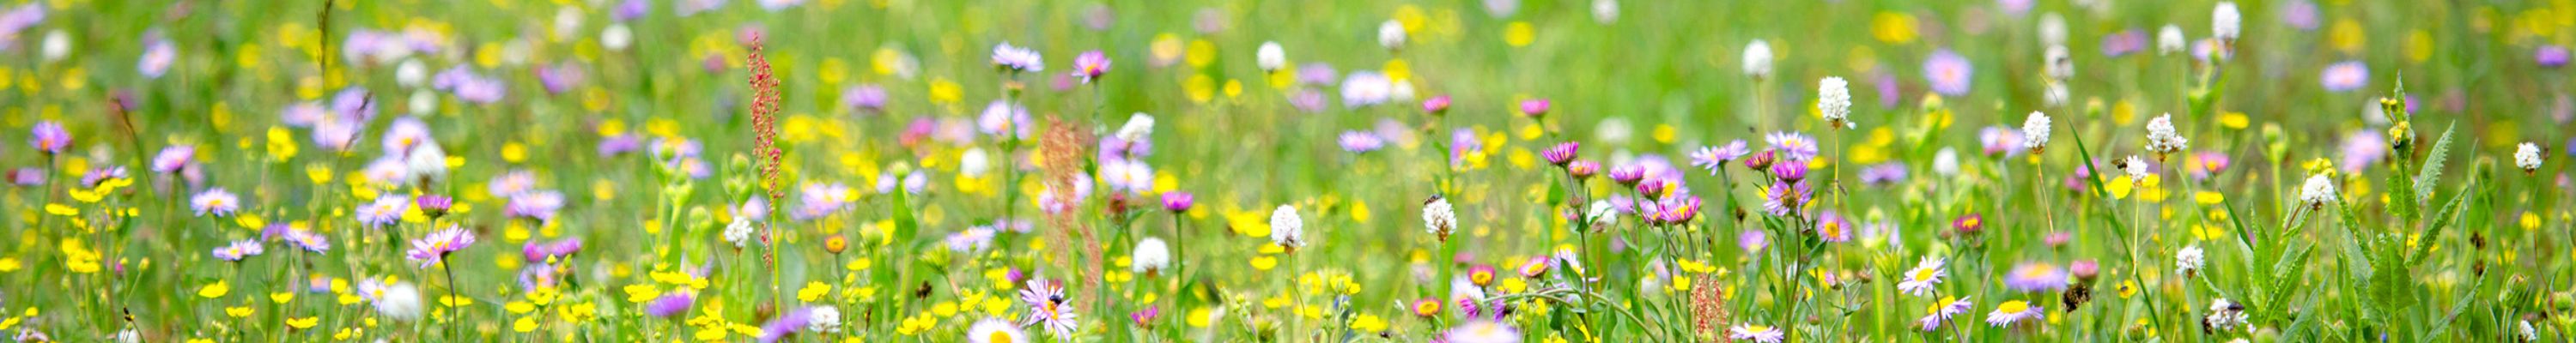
[
  {"left": 1271, "top": 205, "right": 1306, "bottom": 251},
  {"left": 2300, "top": 173, "right": 2338, "bottom": 207},
  {"left": 2212, "top": 2, "right": 2241, "bottom": 40},
  {"left": 1131, "top": 238, "right": 1171, "bottom": 274},
  {"left": 1256, "top": 41, "right": 1286, "bottom": 71},
  {"left": 2145, "top": 113, "right": 2189, "bottom": 156},
  {"left": 1817, "top": 76, "right": 1853, "bottom": 129},
  {"left": 2020, "top": 111, "right": 2052, "bottom": 152},
  {"left": 1742, "top": 39, "right": 1773, "bottom": 79},
  {"left": 2176, "top": 244, "right": 2206, "bottom": 275},
  {"left": 1423, "top": 197, "right": 1458, "bottom": 238},
  {"left": 2515, "top": 142, "right": 2543, "bottom": 172}
]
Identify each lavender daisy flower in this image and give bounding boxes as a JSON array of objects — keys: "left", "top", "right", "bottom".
[
  {"left": 1688, "top": 141, "right": 1750, "bottom": 174},
  {"left": 1738, "top": 228, "right": 1769, "bottom": 252},
  {"left": 192, "top": 188, "right": 241, "bottom": 217},
  {"left": 1341, "top": 71, "right": 1394, "bottom": 108},
  {"left": 10, "top": 167, "right": 43, "bottom": 185},
  {"left": 991, "top": 42, "right": 1043, "bottom": 73},
  {"left": 1444, "top": 320, "right": 1521, "bottom": 343},
  {"left": 522, "top": 238, "right": 582, "bottom": 262},
  {"left": 1072, "top": 51, "right": 1109, "bottom": 82},
  {"left": 1288, "top": 89, "right": 1328, "bottom": 113},
  {"left": 1764, "top": 132, "right": 1819, "bottom": 161},
  {"left": 284, "top": 228, "right": 330, "bottom": 253},
  {"left": 756, "top": 306, "right": 816, "bottom": 343},
  {"left": 1727, "top": 323, "right": 1784, "bottom": 343},
  {"left": 506, "top": 190, "right": 567, "bottom": 222},
  {"left": 1761, "top": 180, "right": 1812, "bottom": 216},
  {"left": 1449, "top": 129, "right": 1480, "bottom": 165},
  {"left": 1814, "top": 210, "right": 1853, "bottom": 242},
  {"left": 1985, "top": 300, "right": 2045, "bottom": 327},
  {"left": 30, "top": 121, "right": 69, "bottom": 154},
  {"left": 1160, "top": 192, "right": 1194, "bottom": 212},
  {"left": 1542, "top": 141, "right": 1581, "bottom": 166},
  {"left": 1898, "top": 256, "right": 1947, "bottom": 296},
  {"left": 212, "top": 239, "right": 264, "bottom": 262},
  {"left": 2539, "top": 45, "right": 2570, "bottom": 69},
  {"left": 646, "top": 292, "right": 695, "bottom": 317},
  {"left": 598, "top": 134, "right": 641, "bottom": 157},
  {"left": 356, "top": 196, "right": 410, "bottom": 227},
  {"left": 405, "top": 226, "right": 477, "bottom": 268},
  {"left": 2320, "top": 61, "right": 2368, "bottom": 92},
  {"left": 151, "top": 145, "right": 195, "bottom": 173},
  {"left": 2099, "top": 29, "right": 2146, "bottom": 57},
  {"left": 1923, "top": 49, "right": 1973, "bottom": 96},
  {"left": 1917, "top": 296, "right": 1972, "bottom": 331},
  {"left": 1019, "top": 278, "right": 1080, "bottom": 338},
  {"left": 841, "top": 85, "right": 888, "bottom": 112},
  {"left": 1860, "top": 162, "right": 1908, "bottom": 185},
  {"left": 2003, "top": 262, "right": 2069, "bottom": 292},
  {"left": 1338, "top": 131, "right": 1385, "bottom": 153},
  {"left": 536, "top": 63, "right": 585, "bottom": 94},
  {"left": 979, "top": 100, "right": 1032, "bottom": 140},
  {"left": 137, "top": 37, "right": 174, "bottom": 79}
]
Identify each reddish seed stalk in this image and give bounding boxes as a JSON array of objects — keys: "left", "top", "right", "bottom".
[{"left": 747, "top": 33, "right": 787, "bottom": 305}]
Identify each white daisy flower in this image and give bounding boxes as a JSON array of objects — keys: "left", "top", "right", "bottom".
[{"left": 1985, "top": 300, "right": 2044, "bottom": 327}]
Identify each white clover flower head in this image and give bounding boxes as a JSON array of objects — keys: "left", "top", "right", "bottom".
[
  {"left": 1742, "top": 39, "right": 1774, "bottom": 79},
  {"left": 1115, "top": 112, "right": 1156, "bottom": 142},
  {"left": 1932, "top": 147, "right": 1960, "bottom": 177},
  {"left": 39, "top": 30, "right": 68, "bottom": 62},
  {"left": 603, "top": 23, "right": 634, "bottom": 51},
  {"left": 2203, "top": 298, "right": 2247, "bottom": 332},
  {"left": 2157, "top": 25, "right": 2187, "bottom": 55},
  {"left": 723, "top": 217, "right": 757, "bottom": 249},
  {"left": 2175, "top": 244, "right": 2206, "bottom": 275},
  {"left": 2515, "top": 142, "right": 2543, "bottom": 172},
  {"left": 2300, "top": 173, "right": 2338, "bottom": 207},
  {"left": 2021, "top": 111, "right": 2053, "bottom": 152},
  {"left": 2123, "top": 155, "right": 2150, "bottom": 181},
  {"left": 960, "top": 147, "right": 991, "bottom": 178},
  {"left": 1817, "top": 76, "right": 1853, "bottom": 129},
  {"left": 808, "top": 307, "right": 844, "bottom": 333},
  {"left": 2044, "top": 82, "right": 2070, "bottom": 106},
  {"left": 1422, "top": 197, "right": 1458, "bottom": 239},
  {"left": 2038, "top": 13, "right": 2069, "bottom": 46},
  {"left": 1271, "top": 205, "right": 1306, "bottom": 251},
  {"left": 1377, "top": 20, "right": 1407, "bottom": 51},
  {"left": 1131, "top": 238, "right": 1171, "bottom": 275},
  {"left": 1256, "top": 41, "right": 1286, "bottom": 71},
  {"left": 2044, "top": 45, "right": 2075, "bottom": 81},
  {"left": 2213, "top": 2, "right": 2242, "bottom": 40},
  {"left": 1590, "top": 0, "right": 1619, "bottom": 24},
  {"left": 2145, "top": 113, "right": 2190, "bottom": 156}
]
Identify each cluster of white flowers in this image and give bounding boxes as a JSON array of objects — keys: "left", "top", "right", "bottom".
[
  {"left": 1422, "top": 197, "right": 1458, "bottom": 239},
  {"left": 1817, "top": 76, "right": 1853, "bottom": 129},
  {"left": 2021, "top": 111, "right": 2052, "bottom": 152},
  {"left": 2157, "top": 25, "right": 2186, "bottom": 55},
  {"left": 2175, "top": 244, "right": 2206, "bottom": 275},
  {"left": 2044, "top": 45, "right": 2075, "bottom": 81},
  {"left": 724, "top": 217, "right": 757, "bottom": 249},
  {"left": 2203, "top": 298, "right": 2247, "bottom": 332},
  {"left": 1742, "top": 39, "right": 1774, "bottom": 79},
  {"left": 2145, "top": 113, "right": 2190, "bottom": 155},
  {"left": 2515, "top": 142, "right": 2544, "bottom": 172},
  {"left": 2300, "top": 173, "right": 2338, "bottom": 207},
  {"left": 1115, "top": 112, "right": 1156, "bottom": 142},
  {"left": 1271, "top": 205, "right": 1306, "bottom": 251},
  {"left": 808, "top": 307, "right": 843, "bottom": 333},
  {"left": 1256, "top": 41, "right": 1286, "bottom": 71},
  {"left": 2123, "top": 155, "right": 2150, "bottom": 181},
  {"left": 1377, "top": 20, "right": 1407, "bottom": 51},
  {"left": 2212, "top": 2, "right": 2242, "bottom": 40},
  {"left": 1131, "top": 238, "right": 1171, "bottom": 274}
]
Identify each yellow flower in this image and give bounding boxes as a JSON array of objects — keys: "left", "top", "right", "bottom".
[
  {"left": 0, "top": 258, "right": 18, "bottom": 272},
  {"left": 1871, "top": 12, "right": 1920, "bottom": 44},
  {"left": 287, "top": 316, "right": 319, "bottom": 329},
  {"left": 225, "top": 306, "right": 253, "bottom": 318},
  {"left": 266, "top": 126, "right": 300, "bottom": 161},
  {"left": 1350, "top": 314, "right": 1389, "bottom": 333},
  {"left": 798, "top": 282, "right": 831, "bottom": 303},
  {"left": 513, "top": 316, "right": 539, "bottom": 333},
  {"left": 200, "top": 280, "right": 231, "bottom": 298},
  {"left": 270, "top": 292, "right": 295, "bottom": 304}
]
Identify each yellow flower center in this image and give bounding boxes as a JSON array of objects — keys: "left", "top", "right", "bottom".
[
  {"left": 987, "top": 331, "right": 1013, "bottom": 342},
  {"left": 1998, "top": 300, "right": 2029, "bottom": 314},
  {"left": 1909, "top": 268, "right": 1935, "bottom": 282}
]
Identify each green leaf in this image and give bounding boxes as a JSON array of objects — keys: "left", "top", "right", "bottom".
[{"left": 2412, "top": 123, "right": 2454, "bottom": 204}]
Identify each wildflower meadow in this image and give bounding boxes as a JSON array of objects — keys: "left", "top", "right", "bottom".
[{"left": 2, "top": 0, "right": 2574, "bottom": 341}]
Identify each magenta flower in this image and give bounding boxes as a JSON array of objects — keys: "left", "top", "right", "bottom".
[
  {"left": 1764, "top": 132, "right": 1819, "bottom": 161},
  {"left": 1922, "top": 49, "right": 1973, "bottom": 96},
  {"left": 406, "top": 226, "right": 477, "bottom": 268},
  {"left": 1519, "top": 99, "right": 1551, "bottom": 118},
  {"left": 646, "top": 292, "right": 696, "bottom": 317},
  {"left": 1339, "top": 131, "right": 1385, "bottom": 153},
  {"left": 151, "top": 145, "right": 195, "bottom": 173},
  {"left": 2540, "top": 45, "right": 2570, "bottom": 69},
  {"left": 1422, "top": 95, "right": 1452, "bottom": 114},
  {"left": 1543, "top": 141, "right": 1581, "bottom": 166},
  {"left": 1161, "top": 192, "right": 1194, "bottom": 212},
  {"left": 30, "top": 121, "right": 68, "bottom": 154},
  {"left": 1072, "top": 51, "right": 1110, "bottom": 82}
]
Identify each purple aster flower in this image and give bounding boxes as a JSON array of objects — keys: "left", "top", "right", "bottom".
[
  {"left": 537, "top": 63, "right": 585, "bottom": 94},
  {"left": 30, "top": 121, "right": 69, "bottom": 153},
  {"left": 1875, "top": 72, "right": 1901, "bottom": 108},
  {"left": 1072, "top": 51, "right": 1109, "bottom": 82},
  {"left": 1979, "top": 126, "right": 2026, "bottom": 156},
  {"left": 1607, "top": 165, "right": 1647, "bottom": 185},
  {"left": 1770, "top": 159, "right": 1808, "bottom": 183},
  {"left": 1297, "top": 62, "right": 1339, "bottom": 85},
  {"left": 2002, "top": 262, "right": 2069, "bottom": 292},
  {"left": 1738, "top": 228, "right": 1768, "bottom": 252},
  {"left": 613, "top": 0, "right": 650, "bottom": 21},
  {"left": 990, "top": 42, "right": 1044, "bottom": 73},
  {"left": 416, "top": 194, "right": 453, "bottom": 217},
  {"left": 979, "top": 100, "right": 1032, "bottom": 140},
  {"left": 506, "top": 190, "right": 567, "bottom": 222},
  {"left": 1339, "top": 130, "right": 1384, "bottom": 153},
  {"left": 598, "top": 134, "right": 642, "bottom": 157},
  {"left": 646, "top": 292, "right": 695, "bottom": 317},
  {"left": 2100, "top": 29, "right": 2147, "bottom": 57},
  {"left": 1689, "top": 140, "right": 1752, "bottom": 174},
  {"left": 1762, "top": 180, "right": 1812, "bottom": 216},
  {"left": 405, "top": 226, "right": 477, "bottom": 268},
  {"left": 1923, "top": 49, "right": 1973, "bottom": 96},
  {"left": 2281, "top": 0, "right": 2319, "bottom": 31},
  {"left": 1131, "top": 304, "right": 1161, "bottom": 328},
  {"left": 1422, "top": 95, "right": 1452, "bottom": 114},
  {"left": 9, "top": 167, "right": 40, "bottom": 185},
  {"left": 2539, "top": 45, "right": 2569, "bottom": 69},
  {"left": 757, "top": 306, "right": 817, "bottom": 343},
  {"left": 841, "top": 85, "right": 887, "bottom": 113},
  {"left": 1543, "top": 141, "right": 1581, "bottom": 166},
  {"left": 1764, "top": 132, "right": 1819, "bottom": 161},
  {"left": 356, "top": 196, "right": 410, "bottom": 227},
  {"left": 138, "top": 37, "right": 175, "bottom": 79},
  {"left": 1161, "top": 191, "right": 1194, "bottom": 212},
  {"left": 1288, "top": 89, "right": 1328, "bottom": 113},
  {"left": 192, "top": 188, "right": 241, "bottom": 217},
  {"left": 1567, "top": 160, "right": 1600, "bottom": 179},
  {"left": 212, "top": 239, "right": 264, "bottom": 262},
  {"left": 1519, "top": 99, "right": 1551, "bottom": 118},
  {"left": 1449, "top": 129, "right": 1480, "bottom": 165},
  {"left": 1814, "top": 210, "right": 1854, "bottom": 242},
  {"left": 284, "top": 228, "right": 330, "bottom": 253},
  {"left": 82, "top": 166, "right": 128, "bottom": 188},
  {"left": 2188, "top": 152, "right": 2231, "bottom": 180},
  {"left": 2321, "top": 61, "right": 2368, "bottom": 92},
  {"left": 151, "top": 145, "right": 195, "bottom": 173},
  {"left": 522, "top": 238, "right": 582, "bottom": 263},
  {"left": 1860, "top": 162, "right": 1908, "bottom": 185},
  {"left": 2339, "top": 130, "right": 2388, "bottom": 174}
]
